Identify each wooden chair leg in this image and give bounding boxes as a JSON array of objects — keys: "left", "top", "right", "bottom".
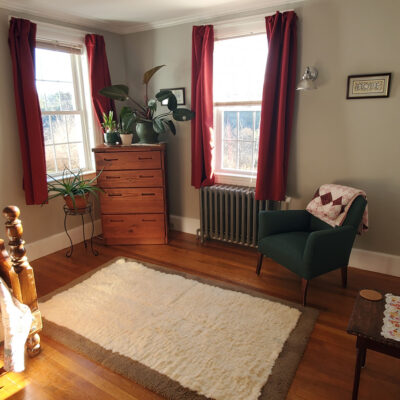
[
  {"left": 301, "top": 278, "right": 309, "bottom": 306},
  {"left": 341, "top": 266, "right": 348, "bottom": 288},
  {"left": 256, "top": 252, "right": 264, "bottom": 276},
  {"left": 27, "top": 333, "right": 41, "bottom": 357}
]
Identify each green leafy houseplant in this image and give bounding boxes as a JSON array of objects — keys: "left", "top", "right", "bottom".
[
  {"left": 47, "top": 168, "right": 103, "bottom": 210},
  {"left": 99, "top": 65, "right": 195, "bottom": 144},
  {"left": 101, "top": 111, "right": 119, "bottom": 145}
]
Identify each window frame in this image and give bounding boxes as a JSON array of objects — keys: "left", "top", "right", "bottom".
[
  {"left": 214, "top": 103, "right": 261, "bottom": 186},
  {"left": 213, "top": 31, "right": 267, "bottom": 186},
  {"left": 34, "top": 22, "right": 96, "bottom": 179}
]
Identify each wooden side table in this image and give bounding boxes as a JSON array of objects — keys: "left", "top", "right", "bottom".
[{"left": 347, "top": 293, "right": 400, "bottom": 399}]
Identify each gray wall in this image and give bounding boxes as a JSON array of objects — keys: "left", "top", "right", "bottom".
[
  {"left": 0, "top": 8, "right": 126, "bottom": 243},
  {"left": 123, "top": 0, "right": 400, "bottom": 256}
]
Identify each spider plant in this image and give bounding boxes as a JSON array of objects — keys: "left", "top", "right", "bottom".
[{"left": 47, "top": 168, "right": 103, "bottom": 209}]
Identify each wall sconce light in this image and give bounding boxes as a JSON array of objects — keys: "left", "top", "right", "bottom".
[{"left": 296, "top": 66, "right": 318, "bottom": 90}]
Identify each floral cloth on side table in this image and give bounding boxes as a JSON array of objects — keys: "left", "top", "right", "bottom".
[{"left": 381, "top": 293, "right": 400, "bottom": 341}]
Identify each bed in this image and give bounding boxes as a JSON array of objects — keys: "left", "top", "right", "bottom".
[{"left": 0, "top": 205, "right": 42, "bottom": 357}]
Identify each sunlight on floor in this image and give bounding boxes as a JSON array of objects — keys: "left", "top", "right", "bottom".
[{"left": 0, "top": 349, "right": 28, "bottom": 399}]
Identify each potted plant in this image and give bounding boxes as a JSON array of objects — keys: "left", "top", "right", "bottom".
[
  {"left": 47, "top": 168, "right": 103, "bottom": 211},
  {"left": 101, "top": 111, "right": 119, "bottom": 145},
  {"left": 118, "top": 107, "right": 134, "bottom": 146},
  {"left": 99, "top": 65, "right": 195, "bottom": 144}
]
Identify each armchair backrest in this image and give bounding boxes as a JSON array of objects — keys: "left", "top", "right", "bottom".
[
  {"left": 309, "top": 195, "right": 367, "bottom": 232},
  {"left": 342, "top": 195, "right": 367, "bottom": 230}
]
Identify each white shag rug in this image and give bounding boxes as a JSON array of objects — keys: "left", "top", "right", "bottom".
[{"left": 40, "top": 258, "right": 301, "bottom": 400}]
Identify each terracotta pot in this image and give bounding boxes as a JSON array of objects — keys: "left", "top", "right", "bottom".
[{"left": 64, "top": 193, "right": 89, "bottom": 211}]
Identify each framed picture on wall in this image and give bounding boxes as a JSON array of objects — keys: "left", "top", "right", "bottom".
[
  {"left": 346, "top": 73, "right": 391, "bottom": 99},
  {"left": 161, "top": 87, "right": 186, "bottom": 105}
]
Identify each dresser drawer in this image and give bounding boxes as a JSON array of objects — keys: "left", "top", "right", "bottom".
[
  {"left": 100, "top": 188, "right": 164, "bottom": 214},
  {"left": 102, "top": 214, "right": 166, "bottom": 244},
  {"left": 95, "top": 151, "right": 161, "bottom": 170},
  {"left": 97, "top": 169, "right": 163, "bottom": 188}
]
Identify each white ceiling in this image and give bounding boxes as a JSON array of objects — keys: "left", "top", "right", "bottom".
[{"left": 0, "top": 0, "right": 299, "bottom": 34}]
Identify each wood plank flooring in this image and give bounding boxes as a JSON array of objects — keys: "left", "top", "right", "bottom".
[{"left": 0, "top": 231, "right": 399, "bottom": 399}]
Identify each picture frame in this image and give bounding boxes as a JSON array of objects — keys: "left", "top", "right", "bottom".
[
  {"left": 161, "top": 87, "right": 186, "bottom": 106},
  {"left": 346, "top": 73, "right": 391, "bottom": 99}
]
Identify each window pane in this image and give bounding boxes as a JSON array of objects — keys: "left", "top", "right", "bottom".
[
  {"left": 69, "top": 143, "right": 86, "bottom": 170},
  {"left": 66, "top": 114, "right": 83, "bottom": 142},
  {"left": 37, "top": 81, "right": 60, "bottom": 111},
  {"left": 42, "top": 115, "right": 52, "bottom": 144},
  {"left": 59, "top": 83, "right": 76, "bottom": 111},
  {"left": 36, "top": 81, "right": 76, "bottom": 111},
  {"left": 214, "top": 34, "right": 268, "bottom": 102},
  {"left": 254, "top": 111, "right": 261, "bottom": 142},
  {"left": 36, "top": 48, "right": 73, "bottom": 82},
  {"left": 224, "top": 111, "right": 237, "bottom": 140},
  {"left": 239, "top": 111, "right": 254, "bottom": 141},
  {"left": 238, "top": 141, "right": 253, "bottom": 171},
  {"left": 51, "top": 115, "right": 68, "bottom": 144},
  {"left": 45, "top": 146, "right": 56, "bottom": 174},
  {"left": 253, "top": 139, "right": 259, "bottom": 170},
  {"left": 55, "top": 144, "right": 70, "bottom": 170},
  {"left": 223, "top": 141, "right": 237, "bottom": 170}
]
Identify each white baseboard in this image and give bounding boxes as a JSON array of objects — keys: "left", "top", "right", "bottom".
[
  {"left": 169, "top": 214, "right": 400, "bottom": 277},
  {"left": 25, "top": 219, "right": 102, "bottom": 261},
  {"left": 23, "top": 212, "right": 400, "bottom": 278},
  {"left": 349, "top": 248, "right": 400, "bottom": 277},
  {"left": 169, "top": 214, "right": 199, "bottom": 236}
]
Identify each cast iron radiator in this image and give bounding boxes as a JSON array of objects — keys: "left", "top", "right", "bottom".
[{"left": 199, "top": 185, "right": 284, "bottom": 247}]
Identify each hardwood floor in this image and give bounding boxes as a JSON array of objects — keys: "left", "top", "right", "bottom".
[{"left": 1, "top": 231, "right": 399, "bottom": 399}]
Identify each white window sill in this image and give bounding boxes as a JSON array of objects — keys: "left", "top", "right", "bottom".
[{"left": 215, "top": 172, "right": 257, "bottom": 187}]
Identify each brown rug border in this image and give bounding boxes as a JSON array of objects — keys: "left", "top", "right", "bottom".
[{"left": 40, "top": 257, "right": 319, "bottom": 400}]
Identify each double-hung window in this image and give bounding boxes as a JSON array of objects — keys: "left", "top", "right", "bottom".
[
  {"left": 35, "top": 33, "right": 94, "bottom": 176},
  {"left": 213, "top": 32, "right": 267, "bottom": 185}
]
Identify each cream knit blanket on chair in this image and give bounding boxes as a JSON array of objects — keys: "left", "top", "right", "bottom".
[{"left": 0, "top": 277, "right": 32, "bottom": 372}]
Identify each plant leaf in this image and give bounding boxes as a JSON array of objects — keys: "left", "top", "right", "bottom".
[
  {"left": 167, "top": 94, "right": 177, "bottom": 111},
  {"left": 165, "top": 120, "right": 176, "bottom": 135},
  {"left": 148, "top": 99, "right": 157, "bottom": 112},
  {"left": 153, "top": 118, "right": 165, "bottom": 134},
  {"left": 143, "top": 65, "right": 165, "bottom": 84},
  {"left": 155, "top": 90, "right": 173, "bottom": 102},
  {"left": 99, "top": 85, "right": 129, "bottom": 101},
  {"left": 173, "top": 108, "right": 195, "bottom": 121}
]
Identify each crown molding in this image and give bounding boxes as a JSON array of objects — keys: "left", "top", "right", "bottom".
[
  {"left": 0, "top": 0, "right": 303, "bottom": 35},
  {"left": 0, "top": 1, "right": 123, "bottom": 34},
  {"left": 118, "top": 0, "right": 302, "bottom": 34}
]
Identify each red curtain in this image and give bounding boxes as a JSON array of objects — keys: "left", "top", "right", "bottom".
[
  {"left": 8, "top": 18, "right": 48, "bottom": 205},
  {"left": 255, "top": 11, "right": 298, "bottom": 201},
  {"left": 85, "top": 34, "right": 116, "bottom": 129},
  {"left": 191, "top": 25, "right": 215, "bottom": 189}
]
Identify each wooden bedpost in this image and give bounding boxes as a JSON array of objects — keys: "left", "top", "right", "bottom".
[{"left": 2, "top": 206, "right": 42, "bottom": 357}]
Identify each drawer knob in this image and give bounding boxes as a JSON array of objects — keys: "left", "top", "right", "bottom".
[
  {"left": 106, "top": 176, "right": 120, "bottom": 179},
  {"left": 141, "top": 193, "right": 155, "bottom": 196},
  {"left": 138, "top": 157, "right": 152, "bottom": 160},
  {"left": 104, "top": 158, "right": 119, "bottom": 161},
  {"left": 139, "top": 175, "right": 154, "bottom": 178},
  {"left": 110, "top": 219, "right": 124, "bottom": 222},
  {"left": 108, "top": 193, "right": 122, "bottom": 197}
]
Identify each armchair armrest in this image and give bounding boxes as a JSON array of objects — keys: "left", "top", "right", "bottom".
[
  {"left": 258, "top": 210, "right": 310, "bottom": 239},
  {"left": 303, "top": 225, "right": 356, "bottom": 271}
]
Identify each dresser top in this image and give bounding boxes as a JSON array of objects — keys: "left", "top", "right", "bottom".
[{"left": 92, "top": 143, "right": 166, "bottom": 153}]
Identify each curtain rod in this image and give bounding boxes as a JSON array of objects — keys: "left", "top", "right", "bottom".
[
  {"left": 207, "top": 8, "right": 294, "bottom": 28},
  {"left": 7, "top": 14, "right": 92, "bottom": 36}
]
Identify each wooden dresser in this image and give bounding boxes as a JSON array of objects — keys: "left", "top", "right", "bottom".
[{"left": 93, "top": 144, "right": 168, "bottom": 245}]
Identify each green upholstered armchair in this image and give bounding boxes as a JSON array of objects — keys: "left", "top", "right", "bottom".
[{"left": 256, "top": 196, "right": 367, "bottom": 305}]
